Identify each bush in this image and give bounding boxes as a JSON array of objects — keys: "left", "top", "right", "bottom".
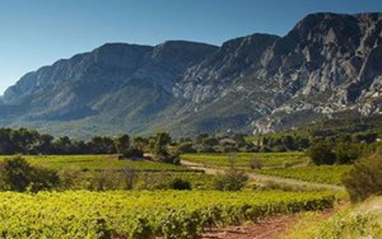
[
  {"left": 272, "top": 145, "right": 287, "bottom": 152},
  {"left": 222, "top": 145, "right": 239, "bottom": 153},
  {"left": 0, "top": 156, "right": 33, "bottom": 191},
  {"left": 0, "top": 156, "right": 60, "bottom": 192},
  {"left": 122, "top": 167, "right": 138, "bottom": 190},
  {"left": 249, "top": 158, "right": 264, "bottom": 169},
  {"left": 176, "top": 142, "right": 197, "bottom": 154},
  {"left": 307, "top": 142, "right": 336, "bottom": 165},
  {"left": 157, "top": 151, "right": 181, "bottom": 165},
  {"left": 343, "top": 149, "right": 382, "bottom": 202},
  {"left": 169, "top": 178, "right": 192, "bottom": 190},
  {"left": 213, "top": 169, "right": 248, "bottom": 191},
  {"left": 59, "top": 167, "right": 81, "bottom": 190},
  {"left": 29, "top": 166, "right": 60, "bottom": 193},
  {"left": 90, "top": 170, "right": 119, "bottom": 191},
  {"left": 333, "top": 143, "right": 362, "bottom": 164},
  {"left": 122, "top": 147, "right": 144, "bottom": 159},
  {"left": 198, "top": 146, "right": 216, "bottom": 153}
]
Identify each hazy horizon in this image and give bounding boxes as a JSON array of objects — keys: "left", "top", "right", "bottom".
[{"left": 1, "top": 0, "right": 381, "bottom": 95}]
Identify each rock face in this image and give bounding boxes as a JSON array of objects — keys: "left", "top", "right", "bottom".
[{"left": 1, "top": 12, "right": 382, "bottom": 138}]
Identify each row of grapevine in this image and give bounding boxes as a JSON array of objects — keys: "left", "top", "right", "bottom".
[
  {"left": 181, "top": 152, "right": 308, "bottom": 168},
  {"left": 0, "top": 190, "right": 335, "bottom": 238},
  {"left": 0, "top": 155, "right": 190, "bottom": 171},
  {"left": 261, "top": 165, "right": 352, "bottom": 185}
]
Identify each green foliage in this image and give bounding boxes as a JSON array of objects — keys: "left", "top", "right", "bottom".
[
  {"left": 333, "top": 143, "right": 362, "bottom": 164},
  {"left": 213, "top": 169, "right": 249, "bottom": 191},
  {"left": 0, "top": 156, "right": 33, "bottom": 191},
  {"left": 307, "top": 142, "right": 336, "bottom": 165},
  {"left": 261, "top": 165, "right": 352, "bottom": 185},
  {"left": 283, "top": 197, "right": 382, "bottom": 239},
  {"left": 343, "top": 148, "right": 382, "bottom": 202},
  {"left": 153, "top": 132, "right": 180, "bottom": 165},
  {"left": 0, "top": 190, "right": 335, "bottom": 238},
  {"left": 121, "top": 147, "right": 144, "bottom": 159},
  {"left": 115, "top": 134, "right": 130, "bottom": 154},
  {"left": 181, "top": 152, "right": 308, "bottom": 168},
  {"left": 168, "top": 178, "right": 192, "bottom": 190},
  {"left": 176, "top": 142, "right": 197, "bottom": 154},
  {"left": 16, "top": 155, "right": 188, "bottom": 171},
  {"left": 0, "top": 156, "right": 60, "bottom": 192}
]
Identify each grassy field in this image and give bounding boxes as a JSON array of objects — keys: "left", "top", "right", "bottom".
[
  {"left": 0, "top": 155, "right": 191, "bottom": 171},
  {"left": 181, "top": 152, "right": 308, "bottom": 168},
  {"left": 260, "top": 165, "right": 352, "bottom": 185},
  {"left": 283, "top": 196, "right": 382, "bottom": 239},
  {"left": 0, "top": 190, "right": 335, "bottom": 239}
]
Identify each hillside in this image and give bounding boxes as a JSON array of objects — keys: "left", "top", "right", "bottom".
[{"left": 1, "top": 12, "right": 382, "bottom": 138}]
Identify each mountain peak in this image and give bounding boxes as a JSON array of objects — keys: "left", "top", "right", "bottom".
[{"left": 1, "top": 12, "right": 381, "bottom": 138}]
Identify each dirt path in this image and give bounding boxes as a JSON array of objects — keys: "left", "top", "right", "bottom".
[
  {"left": 200, "top": 215, "right": 295, "bottom": 239},
  {"left": 181, "top": 160, "right": 345, "bottom": 191}
]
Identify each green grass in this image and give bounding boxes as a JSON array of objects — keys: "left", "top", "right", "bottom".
[
  {"left": 260, "top": 165, "right": 352, "bottom": 185},
  {"left": 181, "top": 152, "right": 308, "bottom": 168},
  {"left": 283, "top": 196, "right": 382, "bottom": 239},
  {"left": 0, "top": 155, "right": 190, "bottom": 171}
]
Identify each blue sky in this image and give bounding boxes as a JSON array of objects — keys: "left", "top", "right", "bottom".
[{"left": 0, "top": 0, "right": 381, "bottom": 95}]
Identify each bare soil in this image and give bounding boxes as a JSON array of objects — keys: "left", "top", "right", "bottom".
[{"left": 200, "top": 215, "right": 295, "bottom": 239}]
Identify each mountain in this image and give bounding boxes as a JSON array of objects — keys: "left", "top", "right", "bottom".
[{"left": 1, "top": 12, "right": 382, "bottom": 138}]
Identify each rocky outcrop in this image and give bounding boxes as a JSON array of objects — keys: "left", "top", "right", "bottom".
[{"left": 0, "top": 12, "right": 381, "bottom": 138}]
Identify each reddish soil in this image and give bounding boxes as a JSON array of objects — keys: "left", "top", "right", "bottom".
[{"left": 200, "top": 215, "right": 295, "bottom": 239}]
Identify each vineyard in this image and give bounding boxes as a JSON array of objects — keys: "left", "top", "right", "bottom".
[
  {"left": 181, "top": 152, "right": 308, "bottom": 168},
  {"left": 0, "top": 190, "right": 335, "bottom": 239},
  {"left": 260, "top": 165, "right": 352, "bottom": 185},
  {"left": 0, "top": 155, "right": 191, "bottom": 172}
]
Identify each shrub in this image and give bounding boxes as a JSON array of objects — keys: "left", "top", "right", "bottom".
[
  {"left": 29, "top": 166, "right": 60, "bottom": 193},
  {"left": 333, "top": 143, "right": 362, "bottom": 164},
  {"left": 343, "top": 149, "right": 382, "bottom": 202},
  {"left": 122, "top": 147, "right": 144, "bottom": 159},
  {"left": 198, "top": 146, "right": 216, "bottom": 153},
  {"left": 0, "top": 156, "right": 33, "bottom": 191},
  {"left": 213, "top": 169, "right": 248, "bottom": 191},
  {"left": 249, "top": 158, "right": 264, "bottom": 169},
  {"left": 169, "top": 178, "right": 192, "bottom": 190},
  {"left": 59, "top": 167, "right": 81, "bottom": 190},
  {"left": 243, "top": 145, "right": 260, "bottom": 153},
  {"left": 307, "top": 142, "right": 336, "bottom": 165},
  {"left": 122, "top": 167, "right": 138, "bottom": 190},
  {"left": 0, "top": 156, "right": 60, "bottom": 192},
  {"left": 157, "top": 151, "right": 181, "bottom": 165},
  {"left": 90, "top": 170, "right": 119, "bottom": 191},
  {"left": 177, "top": 142, "right": 197, "bottom": 154},
  {"left": 272, "top": 145, "right": 287, "bottom": 152},
  {"left": 222, "top": 145, "right": 239, "bottom": 153}
]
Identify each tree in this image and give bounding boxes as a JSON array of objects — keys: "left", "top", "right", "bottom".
[
  {"left": 115, "top": 134, "right": 131, "bottom": 155},
  {"left": 176, "top": 142, "right": 197, "bottom": 154},
  {"left": 307, "top": 142, "right": 336, "bottom": 165},
  {"left": 0, "top": 156, "right": 33, "bottom": 191},
  {"left": 154, "top": 132, "right": 179, "bottom": 165},
  {"left": 282, "top": 135, "right": 295, "bottom": 150},
  {"left": 334, "top": 143, "right": 362, "bottom": 164},
  {"left": 0, "top": 156, "right": 60, "bottom": 192},
  {"left": 154, "top": 132, "right": 171, "bottom": 158},
  {"left": 88, "top": 136, "right": 116, "bottom": 154},
  {"left": 343, "top": 148, "right": 382, "bottom": 202}
]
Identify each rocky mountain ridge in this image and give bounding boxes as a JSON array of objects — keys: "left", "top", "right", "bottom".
[{"left": 1, "top": 12, "right": 381, "bottom": 138}]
